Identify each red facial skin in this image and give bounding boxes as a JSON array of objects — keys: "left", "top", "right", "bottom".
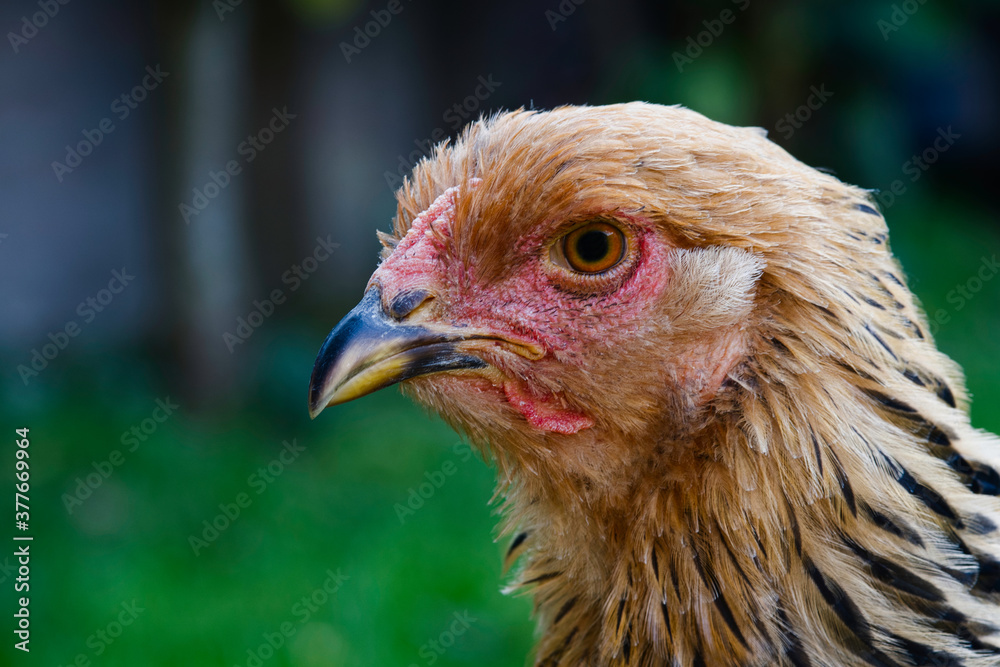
[{"left": 371, "top": 186, "right": 674, "bottom": 435}]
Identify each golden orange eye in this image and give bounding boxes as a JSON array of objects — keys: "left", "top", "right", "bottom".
[{"left": 557, "top": 221, "right": 626, "bottom": 274}]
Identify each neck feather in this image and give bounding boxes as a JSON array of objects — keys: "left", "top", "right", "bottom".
[{"left": 498, "top": 349, "right": 1000, "bottom": 666}]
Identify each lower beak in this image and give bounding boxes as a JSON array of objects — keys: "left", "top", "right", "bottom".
[{"left": 308, "top": 287, "right": 491, "bottom": 418}]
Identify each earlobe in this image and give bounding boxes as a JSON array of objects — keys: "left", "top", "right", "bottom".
[
  {"left": 689, "top": 328, "right": 751, "bottom": 406},
  {"left": 658, "top": 246, "right": 761, "bottom": 406},
  {"left": 663, "top": 246, "right": 764, "bottom": 331}
]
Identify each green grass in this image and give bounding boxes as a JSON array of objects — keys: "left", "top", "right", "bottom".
[
  {"left": 1, "top": 385, "right": 533, "bottom": 667},
  {"left": 887, "top": 195, "right": 1000, "bottom": 433}
]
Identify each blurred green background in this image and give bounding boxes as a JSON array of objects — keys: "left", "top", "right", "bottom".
[{"left": 1, "top": 0, "right": 999, "bottom": 665}]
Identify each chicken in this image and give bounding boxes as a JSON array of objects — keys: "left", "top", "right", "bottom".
[{"left": 308, "top": 103, "right": 1000, "bottom": 666}]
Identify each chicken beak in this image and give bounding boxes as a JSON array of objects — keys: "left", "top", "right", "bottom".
[{"left": 308, "top": 287, "right": 489, "bottom": 418}]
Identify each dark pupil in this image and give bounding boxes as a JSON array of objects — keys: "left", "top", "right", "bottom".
[{"left": 575, "top": 230, "right": 609, "bottom": 263}]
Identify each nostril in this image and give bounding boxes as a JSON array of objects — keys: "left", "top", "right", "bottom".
[{"left": 388, "top": 288, "right": 433, "bottom": 320}]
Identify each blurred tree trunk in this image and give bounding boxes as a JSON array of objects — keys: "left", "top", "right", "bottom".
[
  {"left": 246, "top": 1, "right": 307, "bottom": 282},
  {"left": 158, "top": 0, "right": 253, "bottom": 407}
]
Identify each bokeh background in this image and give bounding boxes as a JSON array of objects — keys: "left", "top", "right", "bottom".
[{"left": 1, "top": 0, "right": 999, "bottom": 665}]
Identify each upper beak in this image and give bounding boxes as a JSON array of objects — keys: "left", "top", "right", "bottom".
[{"left": 309, "top": 287, "right": 534, "bottom": 418}]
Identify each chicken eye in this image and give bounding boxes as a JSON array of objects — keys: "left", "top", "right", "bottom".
[{"left": 559, "top": 222, "right": 626, "bottom": 274}]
